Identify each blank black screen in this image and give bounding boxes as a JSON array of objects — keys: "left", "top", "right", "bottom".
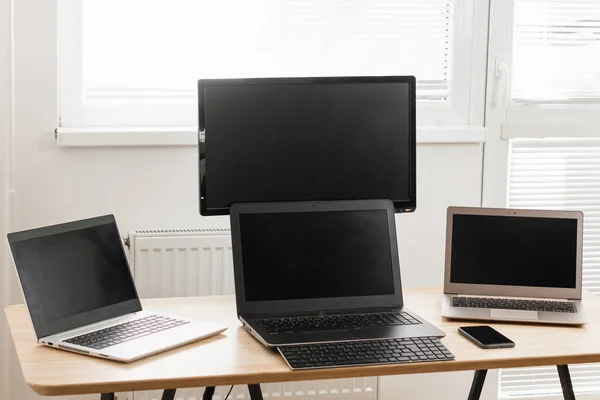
[
  {"left": 460, "top": 326, "right": 513, "bottom": 346},
  {"left": 10, "top": 223, "right": 139, "bottom": 334},
  {"left": 202, "top": 82, "right": 412, "bottom": 211},
  {"left": 450, "top": 214, "right": 578, "bottom": 288},
  {"left": 239, "top": 210, "right": 395, "bottom": 301}
]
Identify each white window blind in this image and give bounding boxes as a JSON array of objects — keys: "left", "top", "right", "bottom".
[
  {"left": 80, "top": 0, "right": 453, "bottom": 103},
  {"left": 501, "top": 139, "right": 600, "bottom": 398},
  {"left": 512, "top": 0, "right": 600, "bottom": 103}
]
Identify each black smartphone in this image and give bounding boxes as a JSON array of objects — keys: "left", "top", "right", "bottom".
[{"left": 458, "top": 326, "right": 515, "bottom": 349}]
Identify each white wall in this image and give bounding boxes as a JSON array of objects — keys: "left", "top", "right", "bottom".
[
  {"left": 0, "top": 0, "right": 13, "bottom": 398},
  {"left": 4, "top": 0, "right": 492, "bottom": 399},
  {"left": 397, "top": 143, "right": 482, "bottom": 288}
]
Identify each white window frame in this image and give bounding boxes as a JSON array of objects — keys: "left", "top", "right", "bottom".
[
  {"left": 482, "top": 0, "right": 515, "bottom": 208},
  {"left": 503, "top": 106, "right": 600, "bottom": 139},
  {"left": 56, "top": 0, "right": 489, "bottom": 147},
  {"left": 485, "top": 0, "right": 600, "bottom": 144}
]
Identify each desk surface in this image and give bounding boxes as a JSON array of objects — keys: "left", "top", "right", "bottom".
[{"left": 6, "top": 288, "right": 600, "bottom": 396}]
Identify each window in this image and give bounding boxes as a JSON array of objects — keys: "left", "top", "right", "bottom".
[
  {"left": 502, "top": 0, "right": 600, "bottom": 137},
  {"left": 500, "top": 139, "right": 600, "bottom": 398},
  {"left": 83, "top": 0, "right": 453, "bottom": 100},
  {"left": 58, "top": 0, "right": 487, "bottom": 138},
  {"left": 512, "top": 0, "right": 600, "bottom": 103}
]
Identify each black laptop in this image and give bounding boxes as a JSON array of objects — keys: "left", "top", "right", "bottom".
[{"left": 229, "top": 199, "right": 445, "bottom": 347}]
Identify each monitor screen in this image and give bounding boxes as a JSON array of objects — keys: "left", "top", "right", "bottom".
[
  {"left": 8, "top": 218, "right": 140, "bottom": 338},
  {"left": 449, "top": 214, "right": 578, "bottom": 288},
  {"left": 238, "top": 209, "right": 395, "bottom": 302},
  {"left": 198, "top": 76, "right": 416, "bottom": 215}
]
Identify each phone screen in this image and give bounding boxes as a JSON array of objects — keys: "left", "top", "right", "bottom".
[{"left": 460, "top": 326, "right": 513, "bottom": 345}]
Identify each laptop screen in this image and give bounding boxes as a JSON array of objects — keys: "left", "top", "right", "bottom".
[
  {"left": 8, "top": 216, "right": 141, "bottom": 338},
  {"left": 239, "top": 209, "right": 395, "bottom": 302},
  {"left": 450, "top": 214, "right": 578, "bottom": 288}
]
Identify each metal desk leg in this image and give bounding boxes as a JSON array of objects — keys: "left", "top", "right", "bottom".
[
  {"left": 203, "top": 386, "right": 216, "bottom": 400},
  {"left": 100, "top": 394, "right": 115, "bottom": 400},
  {"left": 468, "top": 370, "right": 488, "bottom": 400},
  {"left": 557, "top": 365, "right": 576, "bottom": 400},
  {"left": 248, "top": 384, "right": 264, "bottom": 400},
  {"left": 162, "top": 389, "right": 177, "bottom": 400}
]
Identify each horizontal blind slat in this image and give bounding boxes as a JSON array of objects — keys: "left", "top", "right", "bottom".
[
  {"left": 82, "top": 0, "right": 453, "bottom": 101},
  {"left": 502, "top": 137, "right": 600, "bottom": 397},
  {"left": 512, "top": 0, "right": 600, "bottom": 102}
]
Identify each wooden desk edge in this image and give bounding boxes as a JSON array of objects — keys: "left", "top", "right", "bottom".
[{"left": 27, "top": 354, "right": 600, "bottom": 396}]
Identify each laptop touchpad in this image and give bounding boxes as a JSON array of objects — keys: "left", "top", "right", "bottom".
[{"left": 490, "top": 309, "right": 538, "bottom": 320}]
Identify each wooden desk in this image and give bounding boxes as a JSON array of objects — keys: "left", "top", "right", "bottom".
[{"left": 6, "top": 288, "right": 600, "bottom": 399}]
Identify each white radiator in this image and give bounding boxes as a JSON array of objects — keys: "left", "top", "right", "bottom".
[
  {"left": 130, "top": 228, "right": 234, "bottom": 298},
  {"left": 124, "top": 229, "right": 377, "bottom": 400}
]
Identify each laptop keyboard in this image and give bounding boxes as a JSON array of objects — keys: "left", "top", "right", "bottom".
[
  {"left": 452, "top": 296, "right": 576, "bottom": 313},
  {"left": 256, "top": 312, "right": 421, "bottom": 334},
  {"left": 279, "top": 336, "right": 454, "bottom": 369},
  {"left": 64, "top": 315, "right": 189, "bottom": 350}
]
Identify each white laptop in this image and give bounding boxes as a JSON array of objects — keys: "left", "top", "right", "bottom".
[
  {"left": 441, "top": 207, "right": 587, "bottom": 325},
  {"left": 7, "top": 215, "right": 227, "bottom": 362}
]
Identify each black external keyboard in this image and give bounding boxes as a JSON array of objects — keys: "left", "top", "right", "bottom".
[
  {"left": 452, "top": 296, "right": 576, "bottom": 313},
  {"left": 256, "top": 312, "right": 421, "bottom": 334},
  {"left": 279, "top": 337, "right": 454, "bottom": 369},
  {"left": 64, "top": 315, "right": 189, "bottom": 350}
]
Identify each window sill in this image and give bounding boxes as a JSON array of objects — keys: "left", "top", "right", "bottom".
[{"left": 55, "top": 126, "right": 486, "bottom": 147}]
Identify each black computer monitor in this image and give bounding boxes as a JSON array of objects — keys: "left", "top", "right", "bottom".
[{"left": 198, "top": 76, "right": 416, "bottom": 216}]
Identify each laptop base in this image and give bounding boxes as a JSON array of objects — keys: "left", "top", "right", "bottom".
[
  {"left": 441, "top": 295, "right": 587, "bottom": 325},
  {"left": 241, "top": 308, "right": 446, "bottom": 347},
  {"left": 41, "top": 310, "right": 226, "bottom": 363}
]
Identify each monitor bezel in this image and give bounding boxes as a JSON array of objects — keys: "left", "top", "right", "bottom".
[
  {"left": 443, "top": 206, "right": 584, "bottom": 300},
  {"left": 198, "top": 75, "right": 417, "bottom": 216},
  {"left": 7, "top": 215, "right": 142, "bottom": 339},
  {"left": 229, "top": 199, "right": 404, "bottom": 316}
]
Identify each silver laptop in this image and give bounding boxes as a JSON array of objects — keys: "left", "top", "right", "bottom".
[
  {"left": 7, "top": 215, "right": 227, "bottom": 362},
  {"left": 441, "top": 207, "right": 587, "bottom": 325}
]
